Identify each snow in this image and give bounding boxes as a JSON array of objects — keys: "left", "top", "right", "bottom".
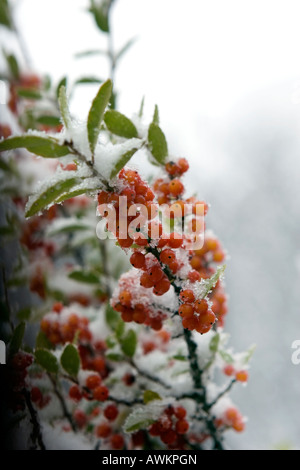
[{"left": 94, "top": 138, "right": 142, "bottom": 181}]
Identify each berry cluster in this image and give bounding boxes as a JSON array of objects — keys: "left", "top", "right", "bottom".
[
  {"left": 153, "top": 158, "right": 189, "bottom": 204},
  {"left": 40, "top": 303, "right": 92, "bottom": 345},
  {"left": 97, "top": 168, "right": 156, "bottom": 249},
  {"left": 216, "top": 407, "right": 245, "bottom": 433},
  {"left": 149, "top": 405, "right": 189, "bottom": 449},
  {"left": 6, "top": 352, "right": 33, "bottom": 412},
  {"left": 69, "top": 373, "right": 109, "bottom": 403},
  {"left": 223, "top": 365, "right": 249, "bottom": 383},
  {"left": 179, "top": 290, "right": 216, "bottom": 334},
  {"left": 112, "top": 269, "right": 168, "bottom": 331}
]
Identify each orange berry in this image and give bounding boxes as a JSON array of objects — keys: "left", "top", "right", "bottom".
[
  {"left": 188, "top": 270, "right": 201, "bottom": 283},
  {"left": 119, "top": 290, "right": 132, "bottom": 307},
  {"left": 160, "top": 249, "right": 176, "bottom": 265},
  {"left": 148, "top": 265, "right": 164, "bottom": 283},
  {"left": 168, "top": 232, "right": 183, "bottom": 248},
  {"left": 194, "top": 298, "right": 209, "bottom": 314},
  {"left": 213, "top": 249, "right": 225, "bottom": 263},
  {"left": 179, "top": 289, "right": 195, "bottom": 304},
  {"left": 190, "top": 255, "right": 202, "bottom": 270},
  {"left": 169, "top": 179, "right": 184, "bottom": 196},
  {"left": 235, "top": 370, "right": 249, "bottom": 383},
  {"left": 153, "top": 277, "right": 170, "bottom": 296},
  {"left": 140, "top": 272, "right": 155, "bottom": 288},
  {"left": 165, "top": 161, "right": 179, "bottom": 176},
  {"left": 178, "top": 304, "right": 194, "bottom": 318},
  {"left": 93, "top": 385, "right": 109, "bottom": 401},
  {"left": 177, "top": 158, "right": 189, "bottom": 174}
]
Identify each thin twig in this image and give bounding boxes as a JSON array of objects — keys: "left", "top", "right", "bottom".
[
  {"left": 47, "top": 373, "right": 77, "bottom": 432},
  {"left": 23, "top": 388, "right": 46, "bottom": 450}
]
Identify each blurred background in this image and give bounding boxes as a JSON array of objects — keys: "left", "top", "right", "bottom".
[{"left": 1, "top": 0, "right": 300, "bottom": 450}]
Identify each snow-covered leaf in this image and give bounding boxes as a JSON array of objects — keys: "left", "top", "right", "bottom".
[
  {"left": 209, "top": 332, "right": 220, "bottom": 353},
  {"left": 61, "top": 344, "right": 80, "bottom": 377},
  {"left": 104, "top": 110, "right": 138, "bottom": 139},
  {"left": 25, "top": 176, "right": 79, "bottom": 217},
  {"left": 148, "top": 122, "right": 168, "bottom": 165},
  {"left": 56, "top": 76, "right": 67, "bottom": 99},
  {"left": 35, "top": 349, "right": 59, "bottom": 374},
  {"left": 242, "top": 344, "right": 256, "bottom": 365},
  {"left": 219, "top": 350, "right": 234, "bottom": 364},
  {"left": 58, "top": 85, "right": 72, "bottom": 129},
  {"left": 196, "top": 264, "right": 226, "bottom": 299},
  {"left": 87, "top": 79, "right": 112, "bottom": 155},
  {"left": 123, "top": 410, "right": 155, "bottom": 433},
  {"left": 109, "top": 147, "right": 139, "bottom": 179},
  {"left": 0, "top": 135, "right": 70, "bottom": 158}
]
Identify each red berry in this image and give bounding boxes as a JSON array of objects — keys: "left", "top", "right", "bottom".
[
  {"left": 119, "top": 290, "right": 132, "bottom": 307},
  {"left": 223, "top": 365, "right": 235, "bottom": 377},
  {"left": 194, "top": 298, "right": 209, "bottom": 314},
  {"left": 104, "top": 404, "right": 119, "bottom": 421},
  {"left": 96, "top": 422, "right": 111, "bottom": 438},
  {"left": 140, "top": 272, "right": 155, "bottom": 288},
  {"left": 31, "top": 387, "right": 42, "bottom": 404},
  {"left": 130, "top": 252, "right": 146, "bottom": 269},
  {"left": 93, "top": 385, "right": 109, "bottom": 401},
  {"left": 178, "top": 304, "right": 194, "bottom": 318},
  {"left": 168, "top": 232, "right": 183, "bottom": 248},
  {"left": 176, "top": 419, "right": 189, "bottom": 435},
  {"left": 160, "top": 249, "right": 176, "bottom": 265},
  {"left": 111, "top": 434, "right": 124, "bottom": 449},
  {"left": 174, "top": 406, "right": 187, "bottom": 419},
  {"left": 161, "top": 429, "right": 177, "bottom": 445},
  {"left": 69, "top": 385, "right": 83, "bottom": 401},
  {"left": 86, "top": 374, "right": 102, "bottom": 390},
  {"left": 188, "top": 270, "right": 201, "bottom": 283},
  {"left": 74, "top": 409, "right": 87, "bottom": 428},
  {"left": 148, "top": 266, "right": 164, "bottom": 283}
]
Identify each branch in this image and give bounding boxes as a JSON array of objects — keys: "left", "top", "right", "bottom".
[
  {"left": 22, "top": 388, "right": 46, "bottom": 450},
  {"left": 47, "top": 373, "right": 77, "bottom": 432}
]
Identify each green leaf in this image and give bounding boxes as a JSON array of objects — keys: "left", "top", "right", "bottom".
[
  {"left": 148, "top": 122, "right": 168, "bottom": 165},
  {"left": 68, "top": 270, "right": 99, "bottom": 284},
  {"left": 152, "top": 105, "right": 159, "bottom": 125},
  {"left": 36, "top": 116, "right": 62, "bottom": 127},
  {"left": 56, "top": 76, "right": 67, "bottom": 99},
  {"left": 87, "top": 79, "right": 112, "bottom": 155},
  {"left": 104, "top": 110, "right": 138, "bottom": 139},
  {"left": 16, "top": 88, "right": 42, "bottom": 100},
  {"left": 209, "top": 332, "right": 220, "bottom": 353},
  {"left": 219, "top": 350, "right": 234, "bottom": 364},
  {"left": 242, "top": 344, "right": 256, "bottom": 365},
  {"left": 138, "top": 96, "right": 145, "bottom": 118},
  {"left": 0, "top": 0, "right": 12, "bottom": 29},
  {"left": 35, "top": 331, "right": 53, "bottom": 350},
  {"left": 4, "top": 51, "right": 19, "bottom": 79},
  {"left": 105, "top": 304, "right": 121, "bottom": 330},
  {"left": 17, "top": 307, "right": 31, "bottom": 321},
  {"left": 115, "top": 37, "right": 137, "bottom": 62},
  {"left": 172, "top": 355, "right": 187, "bottom": 362},
  {"left": 35, "top": 349, "right": 59, "bottom": 374},
  {"left": 9, "top": 322, "right": 25, "bottom": 355},
  {"left": 48, "top": 222, "right": 91, "bottom": 235},
  {"left": 106, "top": 353, "right": 124, "bottom": 362},
  {"left": 75, "top": 77, "right": 103, "bottom": 85},
  {"left": 143, "top": 390, "right": 162, "bottom": 404},
  {"left": 58, "top": 85, "right": 72, "bottom": 129},
  {"left": 115, "top": 320, "right": 125, "bottom": 340},
  {"left": 25, "top": 177, "right": 78, "bottom": 217},
  {"left": 60, "top": 344, "right": 80, "bottom": 376},
  {"left": 0, "top": 135, "right": 70, "bottom": 158},
  {"left": 89, "top": 0, "right": 114, "bottom": 33},
  {"left": 110, "top": 148, "right": 139, "bottom": 179},
  {"left": 75, "top": 49, "right": 106, "bottom": 59},
  {"left": 120, "top": 329, "right": 137, "bottom": 358}
]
